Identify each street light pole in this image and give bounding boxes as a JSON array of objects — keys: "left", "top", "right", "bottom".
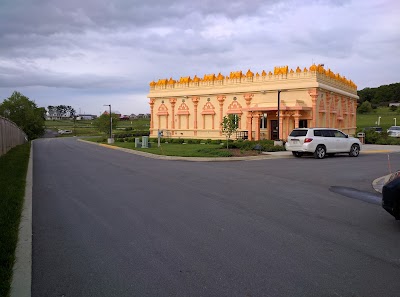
[
  {"left": 277, "top": 90, "right": 281, "bottom": 140},
  {"left": 103, "top": 104, "right": 113, "bottom": 143}
]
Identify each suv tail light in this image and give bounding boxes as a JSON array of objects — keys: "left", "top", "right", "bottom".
[{"left": 304, "top": 138, "right": 313, "bottom": 143}]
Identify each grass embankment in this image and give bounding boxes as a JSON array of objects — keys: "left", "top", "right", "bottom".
[
  {"left": 357, "top": 107, "right": 400, "bottom": 131},
  {"left": 112, "top": 142, "right": 234, "bottom": 157},
  {"left": 45, "top": 118, "right": 150, "bottom": 137},
  {"left": 0, "top": 143, "right": 31, "bottom": 297},
  {"left": 85, "top": 137, "right": 285, "bottom": 157}
]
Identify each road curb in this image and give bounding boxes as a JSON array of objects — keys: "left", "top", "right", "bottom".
[
  {"left": 10, "top": 141, "right": 33, "bottom": 297},
  {"left": 372, "top": 174, "right": 391, "bottom": 194},
  {"left": 78, "top": 139, "right": 292, "bottom": 161}
]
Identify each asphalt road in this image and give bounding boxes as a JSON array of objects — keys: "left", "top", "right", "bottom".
[{"left": 32, "top": 138, "right": 400, "bottom": 297}]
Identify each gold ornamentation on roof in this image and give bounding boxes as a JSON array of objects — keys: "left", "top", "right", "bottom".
[
  {"left": 179, "top": 76, "right": 191, "bottom": 84},
  {"left": 230, "top": 71, "right": 242, "bottom": 79},
  {"left": 274, "top": 66, "right": 288, "bottom": 75},
  {"left": 203, "top": 73, "right": 216, "bottom": 81},
  {"left": 246, "top": 69, "right": 254, "bottom": 77},
  {"left": 150, "top": 65, "right": 357, "bottom": 90},
  {"left": 309, "top": 64, "right": 317, "bottom": 71},
  {"left": 156, "top": 79, "right": 167, "bottom": 85}
]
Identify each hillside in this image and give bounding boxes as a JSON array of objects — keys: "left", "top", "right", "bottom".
[{"left": 358, "top": 82, "right": 400, "bottom": 106}]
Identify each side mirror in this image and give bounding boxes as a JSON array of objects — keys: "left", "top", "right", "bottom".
[{"left": 345, "top": 134, "right": 348, "bottom": 138}]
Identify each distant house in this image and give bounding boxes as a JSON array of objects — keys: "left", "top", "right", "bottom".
[
  {"left": 76, "top": 114, "right": 97, "bottom": 120},
  {"left": 120, "top": 115, "right": 130, "bottom": 120},
  {"left": 389, "top": 103, "right": 400, "bottom": 107},
  {"left": 103, "top": 110, "right": 122, "bottom": 118}
]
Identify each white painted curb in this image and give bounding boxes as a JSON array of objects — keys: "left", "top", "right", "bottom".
[{"left": 10, "top": 142, "right": 33, "bottom": 297}]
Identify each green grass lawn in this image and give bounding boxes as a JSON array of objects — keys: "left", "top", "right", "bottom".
[
  {"left": 0, "top": 143, "right": 30, "bottom": 297},
  {"left": 111, "top": 142, "right": 234, "bottom": 157},
  {"left": 357, "top": 107, "right": 400, "bottom": 131},
  {"left": 45, "top": 119, "right": 150, "bottom": 137}
]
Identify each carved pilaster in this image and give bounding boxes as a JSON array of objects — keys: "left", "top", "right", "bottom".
[
  {"left": 192, "top": 97, "right": 200, "bottom": 135},
  {"left": 326, "top": 92, "right": 331, "bottom": 127},
  {"left": 217, "top": 95, "right": 226, "bottom": 135},
  {"left": 149, "top": 98, "right": 155, "bottom": 130},
  {"left": 253, "top": 112, "right": 261, "bottom": 140},
  {"left": 247, "top": 112, "right": 253, "bottom": 141},
  {"left": 169, "top": 98, "right": 177, "bottom": 132},
  {"left": 293, "top": 111, "right": 301, "bottom": 128},
  {"left": 308, "top": 88, "right": 318, "bottom": 127}
]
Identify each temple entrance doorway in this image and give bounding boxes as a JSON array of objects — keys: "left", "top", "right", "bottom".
[{"left": 270, "top": 120, "right": 278, "bottom": 140}]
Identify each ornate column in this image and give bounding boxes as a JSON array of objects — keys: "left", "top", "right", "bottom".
[
  {"left": 278, "top": 111, "right": 284, "bottom": 140},
  {"left": 253, "top": 112, "right": 261, "bottom": 140},
  {"left": 294, "top": 111, "right": 301, "bottom": 128},
  {"left": 326, "top": 92, "right": 331, "bottom": 127},
  {"left": 217, "top": 95, "right": 226, "bottom": 135},
  {"left": 285, "top": 112, "right": 290, "bottom": 138},
  {"left": 192, "top": 97, "right": 200, "bottom": 136},
  {"left": 149, "top": 98, "right": 155, "bottom": 131},
  {"left": 247, "top": 112, "right": 253, "bottom": 141},
  {"left": 158, "top": 115, "right": 161, "bottom": 129},
  {"left": 308, "top": 88, "right": 318, "bottom": 128},
  {"left": 169, "top": 98, "right": 177, "bottom": 134},
  {"left": 244, "top": 93, "right": 254, "bottom": 140}
]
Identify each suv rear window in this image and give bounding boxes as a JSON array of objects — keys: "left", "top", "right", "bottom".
[{"left": 289, "top": 130, "right": 308, "bottom": 137}]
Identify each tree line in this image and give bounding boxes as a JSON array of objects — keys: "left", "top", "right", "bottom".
[
  {"left": 47, "top": 105, "right": 76, "bottom": 119},
  {"left": 358, "top": 82, "right": 400, "bottom": 106},
  {"left": 0, "top": 91, "right": 46, "bottom": 140}
]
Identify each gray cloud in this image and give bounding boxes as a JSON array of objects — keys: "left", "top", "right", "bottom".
[{"left": 0, "top": 0, "right": 399, "bottom": 114}]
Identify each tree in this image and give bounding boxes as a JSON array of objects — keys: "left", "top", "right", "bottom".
[
  {"left": 357, "top": 101, "right": 373, "bottom": 114},
  {"left": 0, "top": 91, "right": 45, "bottom": 139},
  {"left": 93, "top": 113, "right": 120, "bottom": 135},
  {"left": 221, "top": 114, "right": 240, "bottom": 149},
  {"left": 47, "top": 105, "right": 57, "bottom": 118}
]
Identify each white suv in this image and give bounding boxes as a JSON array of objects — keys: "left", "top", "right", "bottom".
[{"left": 285, "top": 128, "right": 362, "bottom": 159}]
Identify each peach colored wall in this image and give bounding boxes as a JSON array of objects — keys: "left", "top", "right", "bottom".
[{"left": 148, "top": 65, "right": 358, "bottom": 140}]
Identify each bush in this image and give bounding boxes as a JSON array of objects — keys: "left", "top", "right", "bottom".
[
  {"left": 363, "top": 130, "right": 400, "bottom": 145},
  {"left": 196, "top": 148, "right": 233, "bottom": 157},
  {"left": 96, "top": 137, "right": 107, "bottom": 142},
  {"left": 358, "top": 101, "right": 373, "bottom": 114}
]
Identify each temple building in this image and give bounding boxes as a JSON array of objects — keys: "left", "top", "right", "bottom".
[{"left": 147, "top": 64, "right": 358, "bottom": 141}]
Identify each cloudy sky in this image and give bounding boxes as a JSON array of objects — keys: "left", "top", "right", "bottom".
[{"left": 0, "top": 0, "right": 399, "bottom": 115}]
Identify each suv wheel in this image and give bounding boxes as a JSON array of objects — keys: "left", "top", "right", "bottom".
[
  {"left": 314, "top": 145, "right": 326, "bottom": 159},
  {"left": 349, "top": 144, "right": 360, "bottom": 157},
  {"left": 292, "top": 152, "right": 303, "bottom": 157}
]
